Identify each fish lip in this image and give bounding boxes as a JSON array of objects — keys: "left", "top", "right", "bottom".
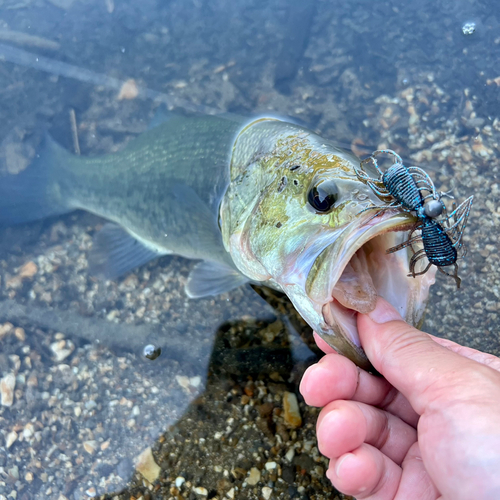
[
  {"left": 307, "top": 209, "right": 416, "bottom": 300},
  {"left": 307, "top": 209, "right": 419, "bottom": 348}
]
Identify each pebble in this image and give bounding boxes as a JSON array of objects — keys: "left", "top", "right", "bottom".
[
  {"left": 283, "top": 392, "right": 302, "bottom": 428},
  {"left": 193, "top": 487, "right": 208, "bottom": 496},
  {"left": 85, "top": 487, "right": 96, "bottom": 498},
  {"left": 265, "top": 461, "right": 277, "bottom": 470},
  {"left": 23, "top": 423, "right": 35, "bottom": 438},
  {"left": 83, "top": 440, "right": 98, "bottom": 454},
  {"left": 135, "top": 447, "right": 161, "bottom": 483},
  {"left": 176, "top": 375, "right": 191, "bottom": 391},
  {"left": 6, "top": 431, "right": 18, "bottom": 448},
  {"left": 8, "top": 466, "right": 19, "bottom": 480},
  {"left": 261, "top": 486, "right": 273, "bottom": 499},
  {"left": 0, "top": 323, "right": 13, "bottom": 339},
  {"left": 175, "top": 476, "right": 185, "bottom": 488},
  {"left": 0, "top": 373, "right": 16, "bottom": 407},
  {"left": 50, "top": 340, "right": 74, "bottom": 362},
  {"left": 246, "top": 467, "right": 260, "bottom": 485},
  {"left": 258, "top": 402, "right": 273, "bottom": 418},
  {"left": 14, "top": 327, "right": 25, "bottom": 342},
  {"left": 18, "top": 261, "right": 38, "bottom": 278},
  {"left": 117, "top": 79, "right": 139, "bottom": 100}
]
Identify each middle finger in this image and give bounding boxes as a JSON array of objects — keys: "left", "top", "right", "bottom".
[
  {"left": 300, "top": 353, "right": 419, "bottom": 427},
  {"left": 317, "top": 400, "right": 417, "bottom": 466}
]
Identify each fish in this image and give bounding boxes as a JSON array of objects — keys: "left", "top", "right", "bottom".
[{"left": 0, "top": 113, "right": 436, "bottom": 370}]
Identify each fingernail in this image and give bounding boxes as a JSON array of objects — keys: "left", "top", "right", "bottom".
[
  {"left": 367, "top": 296, "right": 402, "bottom": 324},
  {"left": 333, "top": 453, "right": 354, "bottom": 479}
]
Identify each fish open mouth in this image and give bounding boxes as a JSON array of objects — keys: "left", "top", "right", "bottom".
[{"left": 306, "top": 210, "right": 436, "bottom": 349}]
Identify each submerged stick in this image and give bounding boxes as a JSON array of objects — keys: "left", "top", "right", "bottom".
[
  {"left": 0, "top": 29, "right": 60, "bottom": 51},
  {"left": 0, "top": 43, "right": 220, "bottom": 115},
  {"left": 69, "top": 108, "right": 80, "bottom": 155}
]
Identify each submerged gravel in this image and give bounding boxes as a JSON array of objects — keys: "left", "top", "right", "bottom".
[{"left": 0, "top": 0, "right": 499, "bottom": 499}]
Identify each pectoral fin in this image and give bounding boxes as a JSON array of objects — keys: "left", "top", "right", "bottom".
[
  {"left": 186, "top": 261, "right": 249, "bottom": 298},
  {"left": 89, "top": 222, "right": 167, "bottom": 279}
]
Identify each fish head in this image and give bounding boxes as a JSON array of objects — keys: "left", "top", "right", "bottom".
[{"left": 222, "top": 118, "right": 436, "bottom": 370}]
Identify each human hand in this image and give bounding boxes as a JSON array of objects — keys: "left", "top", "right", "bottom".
[{"left": 300, "top": 296, "right": 500, "bottom": 500}]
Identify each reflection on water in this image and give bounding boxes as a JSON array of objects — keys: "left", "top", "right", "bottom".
[{"left": 0, "top": 0, "right": 499, "bottom": 498}]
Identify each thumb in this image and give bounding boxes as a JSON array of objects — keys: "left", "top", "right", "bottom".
[{"left": 357, "top": 296, "right": 482, "bottom": 414}]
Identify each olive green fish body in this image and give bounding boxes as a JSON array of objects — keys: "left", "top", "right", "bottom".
[
  {"left": 0, "top": 114, "right": 436, "bottom": 369},
  {"left": 2, "top": 115, "right": 243, "bottom": 268}
]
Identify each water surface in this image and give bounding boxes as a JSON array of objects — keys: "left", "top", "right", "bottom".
[{"left": 0, "top": 0, "right": 499, "bottom": 498}]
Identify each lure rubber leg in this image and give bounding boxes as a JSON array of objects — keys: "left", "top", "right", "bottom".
[
  {"left": 438, "top": 263, "right": 461, "bottom": 289},
  {"left": 385, "top": 225, "right": 421, "bottom": 254},
  {"left": 356, "top": 203, "right": 402, "bottom": 223},
  {"left": 407, "top": 249, "right": 428, "bottom": 277}
]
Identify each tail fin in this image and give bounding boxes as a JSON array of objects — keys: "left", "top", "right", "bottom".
[{"left": 0, "top": 135, "right": 72, "bottom": 226}]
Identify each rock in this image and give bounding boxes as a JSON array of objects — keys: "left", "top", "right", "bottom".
[
  {"left": 14, "top": 328, "right": 25, "bottom": 342},
  {"left": 117, "top": 79, "right": 139, "bottom": 100},
  {"left": 135, "top": 447, "right": 161, "bottom": 483},
  {"left": 19, "top": 261, "right": 38, "bottom": 278},
  {"left": 85, "top": 486, "right": 96, "bottom": 498},
  {"left": 23, "top": 423, "right": 35, "bottom": 438},
  {"left": 6, "top": 431, "right": 18, "bottom": 449},
  {"left": 0, "top": 373, "right": 16, "bottom": 407},
  {"left": 246, "top": 467, "right": 260, "bottom": 486},
  {"left": 283, "top": 392, "right": 302, "bottom": 428},
  {"left": 193, "top": 487, "right": 208, "bottom": 496},
  {"left": 0, "top": 323, "right": 13, "bottom": 340},
  {"left": 261, "top": 486, "right": 273, "bottom": 499},
  {"left": 258, "top": 402, "right": 274, "bottom": 418},
  {"left": 175, "top": 476, "right": 185, "bottom": 488},
  {"left": 8, "top": 465, "right": 19, "bottom": 479},
  {"left": 83, "top": 440, "right": 98, "bottom": 454},
  {"left": 50, "top": 340, "right": 74, "bottom": 362}
]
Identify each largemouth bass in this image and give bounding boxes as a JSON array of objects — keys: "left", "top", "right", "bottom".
[{"left": 0, "top": 114, "right": 435, "bottom": 370}]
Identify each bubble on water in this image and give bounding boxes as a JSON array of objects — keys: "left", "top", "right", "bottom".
[
  {"left": 462, "top": 21, "right": 476, "bottom": 36},
  {"left": 143, "top": 344, "right": 161, "bottom": 360}
]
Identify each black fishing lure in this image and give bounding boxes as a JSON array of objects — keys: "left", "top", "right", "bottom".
[{"left": 354, "top": 150, "right": 473, "bottom": 288}]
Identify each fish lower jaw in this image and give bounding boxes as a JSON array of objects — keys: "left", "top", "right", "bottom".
[
  {"left": 319, "top": 227, "right": 435, "bottom": 351},
  {"left": 322, "top": 299, "right": 360, "bottom": 347}
]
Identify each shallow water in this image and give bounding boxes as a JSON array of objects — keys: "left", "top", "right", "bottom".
[{"left": 0, "top": 0, "right": 499, "bottom": 498}]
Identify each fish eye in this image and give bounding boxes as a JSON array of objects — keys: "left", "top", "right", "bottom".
[{"left": 307, "top": 181, "right": 339, "bottom": 213}]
